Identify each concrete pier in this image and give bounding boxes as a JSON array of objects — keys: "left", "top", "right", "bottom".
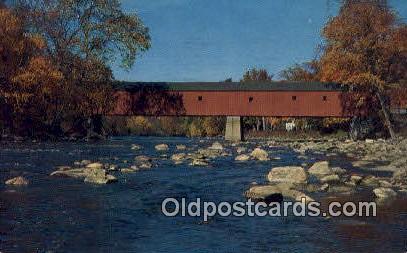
[{"left": 225, "top": 116, "right": 244, "bottom": 142}]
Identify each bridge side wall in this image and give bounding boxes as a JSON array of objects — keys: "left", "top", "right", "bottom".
[
  {"left": 173, "top": 91, "right": 345, "bottom": 117},
  {"left": 111, "top": 90, "right": 348, "bottom": 117}
]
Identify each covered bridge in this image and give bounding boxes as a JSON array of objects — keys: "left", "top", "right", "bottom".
[{"left": 112, "top": 81, "right": 357, "bottom": 141}]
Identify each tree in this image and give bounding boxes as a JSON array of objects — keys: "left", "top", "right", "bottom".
[
  {"left": 14, "top": 0, "right": 151, "bottom": 136},
  {"left": 18, "top": 0, "right": 150, "bottom": 69},
  {"left": 203, "top": 117, "right": 225, "bottom": 136},
  {"left": 280, "top": 60, "right": 320, "bottom": 81},
  {"left": 241, "top": 68, "right": 273, "bottom": 83},
  {"left": 0, "top": 6, "right": 63, "bottom": 136},
  {"left": 319, "top": 1, "right": 407, "bottom": 138}
]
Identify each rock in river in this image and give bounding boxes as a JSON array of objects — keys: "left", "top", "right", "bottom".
[
  {"left": 176, "top": 145, "right": 187, "bottom": 150},
  {"left": 135, "top": 155, "right": 152, "bottom": 162},
  {"left": 209, "top": 142, "right": 224, "bottom": 150},
  {"left": 373, "top": 187, "right": 397, "bottom": 199},
  {"left": 51, "top": 167, "right": 117, "bottom": 184},
  {"left": 308, "top": 161, "right": 333, "bottom": 178},
  {"left": 155, "top": 144, "right": 169, "bottom": 151},
  {"left": 320, "top": 174, "right": 341, "bottom": 184},
  {"left": 171, "top": 153, "right": 186, "bottom": 162},
  {"left": 245, "top": 184, "right": 314, "bottom": 203},
  {"left": 86, "top": 162, "right": 104, "bottom": 170},
  {"left": 267, "top": 166, "right": 308, "bottom": 184},
  {"left": 139, "top": 162, "right": 153, "bottom": 169},
  {"left": 350, "top": 175, "right": 363, "bottom": 185},
  {"left": 391, "top": 168, "right": 407, "bottom": 187},
  {"left": 121, "top": 166, "right": 139, "bottom": 173},
  {"left": 5, "top": 176, "right": 29, "bottom": 186},
  {"left": 235, "top": 154, "right": 250, "bottom": 162},
  {"left": 84, "top": 169, "right": 117, "bottom": 185},
  {"left": 250, "top": 148, "right": 269, "bottom": 161},
  {"left": 190, "top": 159, "right": 209, "bottom": 166},
  {"left": 131, "top": 144, "right": 142, "bottom": 150}
]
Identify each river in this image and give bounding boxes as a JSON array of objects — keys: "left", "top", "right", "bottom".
[{"left": 0, "top": 137, "right": 406, "bottom": 252}]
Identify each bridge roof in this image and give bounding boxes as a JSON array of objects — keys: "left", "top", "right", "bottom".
[{"left": 115, "top": 81, "right": 345, "bottom": 92}]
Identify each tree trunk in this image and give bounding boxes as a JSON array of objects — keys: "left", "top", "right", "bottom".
[
  {"left": 376, "top": 91, "right": 396, "bottom": 139},
  {"left": 262, "top": 117, "right": 266, "bottom": 131},
  {"left": 256, "top": 118, "right": 260, "bottom": 131}
]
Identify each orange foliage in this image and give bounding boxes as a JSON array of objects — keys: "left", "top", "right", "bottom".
[{"left": 320, "top": 3, "right": 406, "bottom": 88}]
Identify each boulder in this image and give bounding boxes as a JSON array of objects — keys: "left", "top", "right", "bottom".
[
  {"left": 209, "top": 142, "right": 224, "bottom": 150},
  {"left": 135, "top": 155, "right": 152, "bottom": 162},
  {"left": 107, "top": 164, "right": 119, "bottom": 171},
  {"left": 251, "top": 148, "right": 269, "bottom": 161},
  {"left": 171, "top": 153, "right": 186, "bottom": 161},
  {"left": 198, "top": 149, "right": 221, "bottom": 158},
  {"left": 176, "top": 145, "right": 187, "bottom": 150},
  {"left": 308, "top": 161, "right": 333, "bottom": 177},
  {"left": 328, "top": 185, "right": 355, "bottom": 194},
  {"left": 131, "top": 144, "right": 142, "bottom": 150},
  {"left": 51, "top": 167, "right": 117, "bottom": 185},
  {"left": 245, "top": 184, "right": 314, "bottom": 203},
  {"left": 332, "top": 167, "right": 347, "bottom": 175},
  {"left": 361, "top": 176, "right": 381, "bottom": 188},
  {"left": 155, "top": 144, "right": 169, "bottom": 151},
  {"left": 267, "top": 166, "right": 307, "bottom": 184},
  {"left": 5, "top": 176, "right": 29, "bottom": 186},
  {"left": 50, "top": 168, "right": 88, "bottom": 179},
  {"left": 320, "top": 174, "right": 341, "bottom": 184},
  {"left": 84, "top": 169, "right": 117, "bottom": 184},
  {"left": 139, "top": 162, "right": 153, "bottom": 169},
  {"left": 121, "top": 167, "right": 139, "bottom": 173},
  {"left": 244, "top": 185, "right": 283, "bottom": 203},
  {"left": 350, "top": 175, "right": 363, "bottom": 185},
  {"left": 379, "top": 180, "right": 392, "bottom": 188},
  {"left": 391, "top": 168, "right": 407, "bottom": 186},
  {"left": 319, "top": 183, "right": 329, "bottom": 192},
  {"left": 86, "top": 162, "right": 104, "bottom": 170},
  {"left": 190, "top": 159, "right": 209, "bottom": 166},
  {"left": 373, "top": 187, "right": 397, "bottom": 199},
  {"left": 235, "top": 154, "right": 250, "bottom": 162},
  {"left": 55, "top": 166, "right": 72, "bottom": 171}
]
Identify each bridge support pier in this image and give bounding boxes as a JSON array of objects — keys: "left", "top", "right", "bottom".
[{"left": 225, "top": 116, "right": 244, "bottom": 142}]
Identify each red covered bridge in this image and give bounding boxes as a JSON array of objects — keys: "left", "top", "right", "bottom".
[{"left": 111, "top": 81, "right": 363, "bottom": 141}]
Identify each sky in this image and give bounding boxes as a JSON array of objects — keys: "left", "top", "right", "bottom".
[{"left": 114, "top": 0, "right": 407, "bottom": 82}]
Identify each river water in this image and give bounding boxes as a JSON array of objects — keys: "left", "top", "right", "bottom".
[{"left": 0, "top": 137, "right": 406, "bottom": 253}]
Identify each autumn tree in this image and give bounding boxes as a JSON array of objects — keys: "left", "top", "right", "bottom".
[
  {"left": 319, "top": 1, "right": 407, "bottom": 138},
  {"left": 241, "top": 68, "right": 273, "bottom": 83},
  {"left": 15, "top": 0, "right": 151, "bottom": 136},
  {"left": 0, "top": 6, "right": 63, "bottom": 136},
  {"left": 280, "top": 60, "right": 320, "bottom": 81}
]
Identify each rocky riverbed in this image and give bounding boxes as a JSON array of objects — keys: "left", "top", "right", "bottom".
[
  {"left": 1, "top": 136, "right": 406, "bottom": 252},
  {"left": 37, "top": 137, "right": 407, "bottom": 205}
]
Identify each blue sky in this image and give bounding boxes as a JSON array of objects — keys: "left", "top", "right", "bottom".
[{"left": 114, "top": 0, "right": 407, "bottom": 82}]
